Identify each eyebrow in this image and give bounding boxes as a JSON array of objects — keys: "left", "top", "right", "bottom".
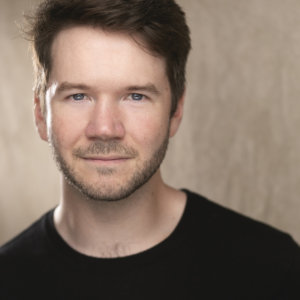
[
  {"left": 126, "top": 84, "right": 161, "bottom": 96},
  {"left": 56, "top": 82, "right": 92, "bottom": 93},
  {"left": 55, "top": 82, "right": 161, "bottom": 96}
]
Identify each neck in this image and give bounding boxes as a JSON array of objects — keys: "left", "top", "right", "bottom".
[{"left": 54, "top": 171, "right": 186, "bottom": 258}]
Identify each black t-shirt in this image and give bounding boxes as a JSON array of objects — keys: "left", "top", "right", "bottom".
[{"left": 0, "top": 190, "right": 299, "bottom": 299}]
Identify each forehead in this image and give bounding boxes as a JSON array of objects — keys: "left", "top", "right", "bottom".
[{"left": 49, "top": 26, "right": 169, "bottom": 92}]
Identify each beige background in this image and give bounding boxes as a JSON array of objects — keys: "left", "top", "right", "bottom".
[{"left": 1, "top": 0, "right": 300, "bottom": 245}]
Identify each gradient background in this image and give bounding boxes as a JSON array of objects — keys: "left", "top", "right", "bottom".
[{"left": 1, "top": 0, "right": 300, "bottom": 245}]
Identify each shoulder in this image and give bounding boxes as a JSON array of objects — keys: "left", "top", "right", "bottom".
[
  {"left": 184, "top": 189, "right": 300, "bottom": 256},
  {"left": 0, "top": 210, "right": 53, "bottom": 256},
  {"left": 183, "top": 190, "right": 300, "bottom": 297}
]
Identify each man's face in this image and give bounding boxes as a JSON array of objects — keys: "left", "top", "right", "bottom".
[{"left": 36, "top": 26, "right": 183, "bottom": 201}]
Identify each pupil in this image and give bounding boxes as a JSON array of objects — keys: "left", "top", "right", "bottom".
[
  {"left": 132, "top": 93, "right": 142, "bottom": 100},
  {"left": 74, "top": 94, "right": 84, "bottom": 100}
]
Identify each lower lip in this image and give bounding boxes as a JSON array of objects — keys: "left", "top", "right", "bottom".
[{"left": 83, "top": 158, "right": 130, "bottom": 166}]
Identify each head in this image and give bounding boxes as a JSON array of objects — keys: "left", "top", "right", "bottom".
[
  {"left": 28, "top": 0, "right": 191, "bottom": 116},
  {"left": 28, "top": 0, "right": 191, "bottom": 201}
]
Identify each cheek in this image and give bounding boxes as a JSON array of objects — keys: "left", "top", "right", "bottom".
[
  {"left": 50, "top": 110, "right": 87, "bottom": 149},
  {"left": 129, "top": 113, "right": 169, "bottom": 148}
]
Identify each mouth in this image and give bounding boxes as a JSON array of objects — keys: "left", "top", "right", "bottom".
[{"left": 80, "top": 156, "right": 132, "bottom": 165}]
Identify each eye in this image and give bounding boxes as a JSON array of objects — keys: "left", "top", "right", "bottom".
[
  {"left": 71, "top": 93, "right": 86, "bottom": 101},
  {"left": 130, "top": 93, "right": 144, "bottom": 101}
]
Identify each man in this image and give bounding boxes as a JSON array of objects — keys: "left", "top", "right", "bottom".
[{"left": 0, "top": 0, "right": 299, "bottom": 299}]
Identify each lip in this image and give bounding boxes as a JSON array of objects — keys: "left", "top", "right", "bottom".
[
  {"left": 81, "top": 156, "right": 131, "bottom": 165},
  {"left": 83, "top": 156, "right": 131, "bottom": 160}
]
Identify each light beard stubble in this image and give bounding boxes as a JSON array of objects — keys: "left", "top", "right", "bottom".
[{"left": 50, "top": 132, "right": 170, "bottom": 202}]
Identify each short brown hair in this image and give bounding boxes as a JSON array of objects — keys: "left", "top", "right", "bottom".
[{"left": 27, "top": 0, "right": 191, "bottom": 115}]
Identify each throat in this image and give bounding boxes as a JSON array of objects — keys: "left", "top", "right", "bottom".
[{"left": 54, "top": 184, "right": 187, "bottom": 258}]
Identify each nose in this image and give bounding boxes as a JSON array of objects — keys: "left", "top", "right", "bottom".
[{"left": 85, "top": 99, "right": 125, "bottom": 140}]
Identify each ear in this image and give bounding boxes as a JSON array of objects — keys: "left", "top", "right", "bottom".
[
  {"left": 34, "top": 96, "right": 48, "bottom": 141},
  {"left": 169, "top": 93, "right": 185, "bottom": 138}
]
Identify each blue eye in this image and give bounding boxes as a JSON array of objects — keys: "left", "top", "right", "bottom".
[
  {"left": 72, "top": 93, "right": 85, "bottom": 101},
  {"left": 130, "top": 93, "right": 144, "bottom": 101}
]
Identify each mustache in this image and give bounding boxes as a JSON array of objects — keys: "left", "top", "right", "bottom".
[{"left": 73, "top": 140, "right": 138, "bottom": 157}]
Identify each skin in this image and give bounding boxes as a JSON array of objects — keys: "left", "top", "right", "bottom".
[{"left": 34, "top": 26, "right": 186, "bottom": 258}]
